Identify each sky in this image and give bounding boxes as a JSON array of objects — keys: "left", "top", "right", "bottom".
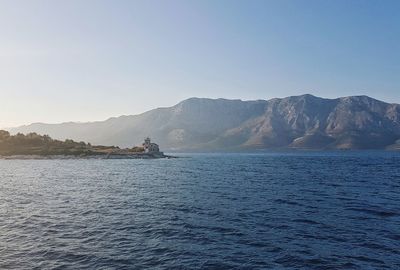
[{"left": 0, "top": 0, "right": 399, "bottom": 128}]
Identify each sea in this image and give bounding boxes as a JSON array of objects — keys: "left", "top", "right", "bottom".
[{"left": 0, "top": 151, "right": 399, "bottom": 269}]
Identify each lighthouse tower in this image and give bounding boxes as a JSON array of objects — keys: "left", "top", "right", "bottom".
[{"left": 142, "top": 137, "right": 160, "bottom": 153}]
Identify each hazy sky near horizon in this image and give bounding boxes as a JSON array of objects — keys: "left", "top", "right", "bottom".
[{"left": 0, "top": 0, "right": 399, "bottom": 127}]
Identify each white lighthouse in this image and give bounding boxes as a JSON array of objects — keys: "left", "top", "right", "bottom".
[{"left": 142, "top": 137, "right": 160, "bottom": 153}]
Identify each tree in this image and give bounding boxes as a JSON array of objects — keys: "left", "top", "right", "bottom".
[{"left": 0, "top": 130, "right": 10, "bottom": 140}]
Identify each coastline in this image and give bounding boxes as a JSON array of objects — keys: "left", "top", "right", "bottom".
[{"left": 0, "top": 153, "right": 177, "bottom": 160}]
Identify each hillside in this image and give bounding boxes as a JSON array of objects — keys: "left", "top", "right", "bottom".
[{"left": 10, "top": 95, "right": 400, "bottom": 151}]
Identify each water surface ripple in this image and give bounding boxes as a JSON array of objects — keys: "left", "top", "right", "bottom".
[{"left": 1, "top": 152, "right": 400, "bottom": 269}]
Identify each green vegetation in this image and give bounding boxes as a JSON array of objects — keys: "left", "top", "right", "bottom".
[{"left": 0, "top": 130, "right": 142, "bottom": 156}]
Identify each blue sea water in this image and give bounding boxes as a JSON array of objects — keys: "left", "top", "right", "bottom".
[{"left": 0, "top": 152, "right": 399, "bottom": 269}]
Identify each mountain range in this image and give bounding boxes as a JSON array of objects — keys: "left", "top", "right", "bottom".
[{"left": 10, "top": 94, "right": 400, "bottom": 151}]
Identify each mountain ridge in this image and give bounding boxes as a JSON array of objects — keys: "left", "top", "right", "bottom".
[{"left": 10, "top": 94, "right": 400, "bottom": 151}]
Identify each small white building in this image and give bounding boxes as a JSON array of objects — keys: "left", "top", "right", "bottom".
[{"left": 142, "top": 137, "right": 160, "bottom": 153}]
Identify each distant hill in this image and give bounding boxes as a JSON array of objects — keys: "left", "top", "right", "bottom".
[{"left": 10, "top": 95, "right": 400, "bottom": 151}]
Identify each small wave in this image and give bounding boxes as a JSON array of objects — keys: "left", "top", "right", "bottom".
[{"left": 347, "top": 207, "right": 398, "bottom": 217}]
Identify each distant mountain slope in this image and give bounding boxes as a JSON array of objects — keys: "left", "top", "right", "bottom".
[{"left": 10, "top": 95, "right": 400, "bottom": 151}]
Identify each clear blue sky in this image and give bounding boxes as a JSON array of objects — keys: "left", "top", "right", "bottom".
[{"left": 0, "top": 0, "right": 399, "bottom": 127}]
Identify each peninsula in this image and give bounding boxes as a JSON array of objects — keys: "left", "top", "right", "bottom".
[{"left": 0, "top": 130, "right": 169, "bottom": 159}]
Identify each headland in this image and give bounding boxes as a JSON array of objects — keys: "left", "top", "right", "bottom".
[{"left": 0, "top": 131, "right": 172, "bottom": 159}]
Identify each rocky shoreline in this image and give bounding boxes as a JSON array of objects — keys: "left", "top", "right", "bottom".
[{"left": 0, "top": 153, "right": 176, "bottom": 160}]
